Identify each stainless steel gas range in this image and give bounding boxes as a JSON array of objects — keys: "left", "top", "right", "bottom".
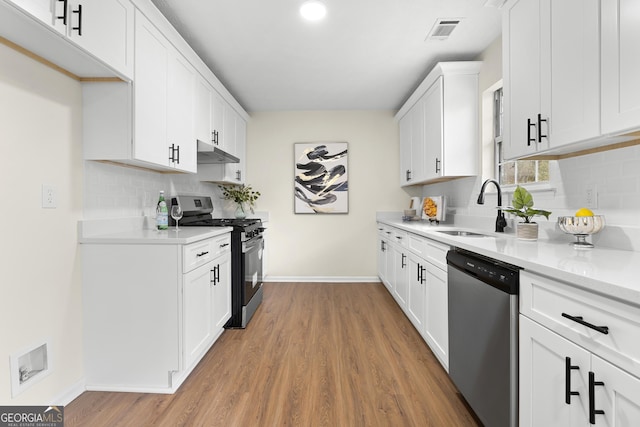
[{"left": 170, "top": 195, "right": 264, "bottom": 328}]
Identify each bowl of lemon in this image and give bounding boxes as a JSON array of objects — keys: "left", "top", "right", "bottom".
[{"left": 558, "top": 208, "right": 605, "bottom": 249}]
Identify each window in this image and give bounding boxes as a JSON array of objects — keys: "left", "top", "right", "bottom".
[{"left": 494, "top": 88, "right": 549, "bottom": 186}]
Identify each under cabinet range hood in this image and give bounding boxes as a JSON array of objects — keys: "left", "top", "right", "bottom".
[{"left": 196, "top": 141, "right": 239, "bottom": 164}]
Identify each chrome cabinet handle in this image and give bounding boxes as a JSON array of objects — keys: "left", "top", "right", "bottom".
[
  {"left": 565, "top": 357, "right": 580, "bottom": 404},
  {"left": 562, "top": 313, "right": 609, "bottom": 335},
  {"left": 401, "top": 253, "right": 406, "bottom": 268},
  {"left": 435, "top": 158, "right": 441, "bottom": 174}
]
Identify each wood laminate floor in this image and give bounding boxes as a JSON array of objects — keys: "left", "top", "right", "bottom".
[{"left": 66, "top": 282, "right": 480, "bottom": 426}]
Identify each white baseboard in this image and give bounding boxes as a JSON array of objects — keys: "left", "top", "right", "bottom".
[
  {"left": 53, "top": 378, "right": 85, "bottom": 405},
  {"left": 263, "top": 276, "right": 381, "bottom": 283}
]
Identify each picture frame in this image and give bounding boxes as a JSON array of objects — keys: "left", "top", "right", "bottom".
[{"left": 294, "top": 142, "right": 348, "bottom": 214}]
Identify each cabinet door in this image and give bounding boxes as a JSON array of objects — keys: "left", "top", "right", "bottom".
[
  {"left": 167, "top": 51, "right": 196, "bottom": 173},
  {"left": 542, "top": 0, "right": 599, "bottom": 147},
  {"left": 7, "top": 0, "right": 65, "bottom": 33},
  {"left": 393, "top": 249, "right": 408, "bottom": 310},
  {"left": 377, "top": 236, "right": 388, "bottom": 287},
  {"left": 66, "top": 0, "right": 134, "bottom": 79},
  {"left": 409, "top": 99, "right": 426, "bottom": 183},
  {"left": 423, "top": 77, "right": 443, "bottom": 180},
  {"left": 222, "top": 104, "right": 237, "bottom": 155},
  {"left": 133, "top": 12, "right": 169, "bottom": 167},
  {"left": 212, "top": 254, "right": 231, "bottom": 331},
  {"left": 384, "top": 241, "right": 396, "bottom": 294},
  {"left": 183, "top": 262, "right": 214, "bottom": 369},
  {"left": 424, "top": 264, "right": 448, "bottom": 370},
  {"left": 592, "top": 355, "right": 640, "bottom": 427},
  {"left": 519, "top": 316, "right": 590, "bottom": 427},
  {"left": 601, "top": 0, "right": 640, "bottom": 135},
  {"left": 503, "top": 0, "right": 541, "bottom": 160},
  {"left": 211, "top": 91, "right": 225, "bottom": 148},
  {"left": 194, "top": 76, "right": 212, "bottom": 145},
  {"left": 234, "top": 116, "right": 246, "bottom": 184},
  {"left": 407, "top": 253, "right": 426, "bottom": 334},
  {"left": 399, "top": 113, "right": 412, "bottom": 185}
]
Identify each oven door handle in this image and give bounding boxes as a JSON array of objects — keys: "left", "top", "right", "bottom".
[{"left": 242, "top": 235, "right": 264, "bottom": 253}]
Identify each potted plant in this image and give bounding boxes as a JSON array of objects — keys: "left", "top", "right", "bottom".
[
  {"left": 503, "top": 185, "right": 552, "bottom": 240},
  {"left": 219, "top": 184, "right": 261, "bottom": 219}
]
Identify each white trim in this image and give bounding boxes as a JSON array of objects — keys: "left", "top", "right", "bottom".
[
  {"left": 263, "top": 276, "right": 381, "bottom": 283},
  {"left": 52, "top": 378, "right": 86, "bottom": 405}
]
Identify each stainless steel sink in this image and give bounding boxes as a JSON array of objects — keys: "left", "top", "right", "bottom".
[{"left": 436, "top": 230, "right": 489, "bottom": 237}]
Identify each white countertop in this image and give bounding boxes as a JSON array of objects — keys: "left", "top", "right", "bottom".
[
  {"left": 78, "top": 217, "right": 232, "bottom": 245},
  {"left": 378, "top": 218, "right": 640, "bottom": 307},
  {"left": 79, "top": 227, "right": 232, "bottom": 245}
]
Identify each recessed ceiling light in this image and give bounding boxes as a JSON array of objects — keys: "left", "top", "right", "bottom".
[{"left": 300, "top": 0, "right": 327, "bottom": 21}]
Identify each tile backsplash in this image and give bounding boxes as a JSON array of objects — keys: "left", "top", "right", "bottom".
[
  {"left": 83, "top": 161, "right": 232, "bottom": 219},
  {"left": 422, "top": 144, "right": 640, "bottom": 250}
]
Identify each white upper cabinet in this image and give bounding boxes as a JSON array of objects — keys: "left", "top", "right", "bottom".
[
  {"left": 83, "top": 10, "right": 196, "bottom": 173},
  {"left": 134, "top": 10, "right": 195, "bottom": 173},
  {"left": 601, "top": 0, "right": 640, "bottom": 135},
  {"left": 397, "top": 62, "right": 480, "bottom": 187},
  {"left": 197, "top": 110, "right": 247, "bottom": 185},
  {"left": 3, "top": 0, "right": 134, "bottom": 79},
  {"left": 399, "top": 97, "right": 426, "bottom": 185},
  {"left": 503, "top": 0, "right": 600, "bottom": 160},
  {"left": 194, "top": 75, "right": 213, "bottom": 146},
  {"left": 65, "top": 0, "right": 134, "bottom": 78}
]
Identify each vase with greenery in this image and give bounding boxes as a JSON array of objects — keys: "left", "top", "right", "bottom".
[
  {"left": 503, "top": 185, "right": 552, "bottom": 240},
  {"left": 219, "top": 184, "right": 261, "bottom": 219}
]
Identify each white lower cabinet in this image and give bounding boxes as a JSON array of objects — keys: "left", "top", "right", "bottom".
[
  {"left": 82, "top": 232, "right": 231, "bottom": 393},
  {"left": 407, "top": 252, "right": 426, "bottom": 332},
  {"left": 519, "top": 271, "right": 640, "bottom": 426},
  {"left": 392, "top": 243, "right": 409, "bottom": 309},
  {"left": 376, "top": 222, "right": 449, "bottom": 371}
]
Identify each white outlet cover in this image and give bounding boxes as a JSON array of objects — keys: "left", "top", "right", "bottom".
[{"left": 42, "top": 184, "right": 56, "bottom": 208}]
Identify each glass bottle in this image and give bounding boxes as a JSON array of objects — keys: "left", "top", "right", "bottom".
[{"left": 156, "top": 191, "right": 168, "bottom": 230}]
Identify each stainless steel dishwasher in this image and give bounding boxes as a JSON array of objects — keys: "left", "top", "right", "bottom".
[{"left": 447, "top": 249, "right": 520, "bottom": 427}]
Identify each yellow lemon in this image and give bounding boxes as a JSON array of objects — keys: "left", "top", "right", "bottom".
[{"left": 575, "top": 207, "right": 594, "bottom": 217}]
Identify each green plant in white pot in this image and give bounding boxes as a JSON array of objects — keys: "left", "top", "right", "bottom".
[
  {"left": 503, "top": 186, "right": 552, "bottom": 240},
  {"left": 219, "top": 184, "right": 261, "bottom": 219}
]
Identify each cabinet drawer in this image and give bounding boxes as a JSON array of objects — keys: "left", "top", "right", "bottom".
[
  {"left": 391, "top": 230, "right": 408, "bottom": 248},
  {"left": 408, "top": 234, "right": 427, "bottom": 257},
  {"left": 210, "top": 233, "right": 231, "bottom": 258},
  {"left": 425, "top": 239, "right": 449, "bottom": 270},
  {"left": 183, "top": 239, "right": 215, "bottom": 273},
  {"left": 520, "top": 271, "right": 640, "bottom": 378}
]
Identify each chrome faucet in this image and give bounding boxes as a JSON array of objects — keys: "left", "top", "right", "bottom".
[{"left": 477, "top": 179, "right": 507, "bottom": 232}]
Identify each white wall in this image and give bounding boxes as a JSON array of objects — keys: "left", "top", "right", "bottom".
[
  {"left": 247, "top": 111, "right": 417, "bottom": 280},
  {"left": 0, "top": 44, "right": 83, "bottom": 404}
]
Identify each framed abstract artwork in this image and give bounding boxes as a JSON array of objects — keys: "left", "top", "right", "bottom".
[{"left": 294, "top": 142, "right": 348, "bottom": 214}]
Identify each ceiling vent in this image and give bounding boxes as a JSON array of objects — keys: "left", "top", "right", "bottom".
[{"left": 426, "top": 18, "right": 462, "bottom": 41}]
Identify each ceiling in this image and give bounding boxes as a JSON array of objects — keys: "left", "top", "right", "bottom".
[{"left": 150, "top": 0, "right": 502, "bottom": 113}]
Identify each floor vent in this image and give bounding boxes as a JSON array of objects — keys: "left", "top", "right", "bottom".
[{"left": 426, "top": 18, "right": 462, "bottom": 41}]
